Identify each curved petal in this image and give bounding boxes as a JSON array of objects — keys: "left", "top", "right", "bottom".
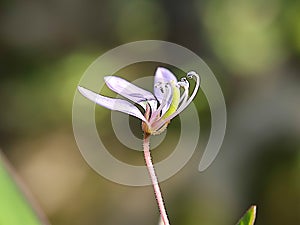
[
  {"left": 104, "top": 76, "right": 156, "bottom": 110},
  {"left": 154, "top": 67, "right": 178, "bottom": 114},
  {"left": 78, "top": 86, "right": 147, "bottom": 122},
  {"left": 154, "top": 67, "right": 177, "bottom": 102}
]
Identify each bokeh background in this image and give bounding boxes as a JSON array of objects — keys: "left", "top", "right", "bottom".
[{"left": 1, "top": 0, "right": 300, "bottom": 225}]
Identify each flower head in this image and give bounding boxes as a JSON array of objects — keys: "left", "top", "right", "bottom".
[{"left": 78, "top": 67, "right": 200, "bottom": 135}]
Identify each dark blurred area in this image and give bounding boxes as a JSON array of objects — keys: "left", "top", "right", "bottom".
[{"left": 0, "top": 0, "right": 299, "bottom": 225}]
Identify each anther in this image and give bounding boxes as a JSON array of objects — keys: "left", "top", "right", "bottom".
[
  {"left": 154, "top": 82, "right": 162, "bottom": 88},
  {"left": 187, "top": 71, "right": 198, "bottom": 79},
  {"left": 177, "top": 77, "right": 189, "bottom": 88}
]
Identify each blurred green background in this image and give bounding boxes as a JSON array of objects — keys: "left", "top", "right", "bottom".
[{"left": 0, "top": 0, "right": 299, "bottom": 225}]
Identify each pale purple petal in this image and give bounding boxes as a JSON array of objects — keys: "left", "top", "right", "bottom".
[
  {"left": 78, "top": 86, "right": 147, "bottom": 122},
  {"left": 154, "top": 67, "right": 178, "bottom": 114},
  {"left": 154, "top": 67, "right": 178, "bottom": 103},
  {"left": 104, "top": 76, "right": 156, "bottom": 110}
]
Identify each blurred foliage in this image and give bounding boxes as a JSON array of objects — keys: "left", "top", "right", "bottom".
[
  {"left": 237, "top": 206, "right": 256, "bottom": 225},
  {"left": 0, "top": 154, "right": 47, "bottom": 225},
  {"left": 113, "top": 0, "right": 168, "bottom": 42},
  {"left": 0, "top": 52, "right": 96, "bottom": 144},
  {"left": 200, "top": 0, "right": 300, "bottom": 75},
  {"left": 202, "top": 0, "right": 281, "bottom": 74},
  {"left": 0, "top": 0, "right": 299, "bottom": 225}
]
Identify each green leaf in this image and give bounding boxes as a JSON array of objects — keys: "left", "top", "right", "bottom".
[
  {"left": 0, "top": 153, "right": 48, "bottom": 225},
  {"left": 237, "top": 205, "right": 257, "bottom": 225}
]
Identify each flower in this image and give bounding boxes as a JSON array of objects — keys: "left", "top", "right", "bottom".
[{"left": 78, "top": 67, "right": 200, "bottom": 135}]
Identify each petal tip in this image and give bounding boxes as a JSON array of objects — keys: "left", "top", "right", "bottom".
[
  {"left": 77, "top": 86, "right": 86, "bottom": 93},
  {"left": 77, "top": 86, "right": 94, "bottom": 99},
  {"left": 104, "top": 76, "right": 112, "bottom": 82},
  {"left": 103, "top": 75, "right": 112, "bottom": 83},
  {"left": 155, "top": 67, "right": 177, "bottom": 82},
  {"left": 156, "top": 66, "right": 170, "bottom": 74}
]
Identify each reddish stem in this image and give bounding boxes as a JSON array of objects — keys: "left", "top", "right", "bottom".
[{"left": 143, "top": 133, "right": 170, "bottom": 225}]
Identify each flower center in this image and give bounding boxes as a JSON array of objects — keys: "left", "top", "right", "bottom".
[{"left": 143, "top": 70, "right": 200, "bottom": 135}]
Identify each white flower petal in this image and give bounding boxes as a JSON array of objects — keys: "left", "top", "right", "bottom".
[
  {"left": 104, "top": 76, "right": 156, "bottom": 110},
  {"left": 78, "top": 86, "right": 147, "bottom": 122},
  {"left": 154, "top": 67, "right": 178, "bottom": 103},
  {"left": 154, "top": 67, "right": 178, "bottom": 114}
]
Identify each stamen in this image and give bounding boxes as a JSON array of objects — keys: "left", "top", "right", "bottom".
[
  {"left": 177, "top": 77, "right": 189, "bottom": 105},
  {"left": 181, "top": 77, "right": 188, "bottom": 82},
  {"left": 184, "top": 71, "right": 200, "bottom": 107},
  {"left": 187, "top": 71, "right": 198, "bottom": 79},
  {"left": 150, "top": 82, "right": 172, "bottom": 123},
  {"left": 177, "top": 77, "right": 189, "bottom": 89},
  {"left": 153, "top": 71, "right": 200, "bottom": 130},
  {"left": 171, "top": 71, "right": 200, "bottom": 116}
]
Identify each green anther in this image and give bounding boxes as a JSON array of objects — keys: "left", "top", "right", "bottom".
[{"left": 162, "top": 81, "right": 180, "bottom": 119}]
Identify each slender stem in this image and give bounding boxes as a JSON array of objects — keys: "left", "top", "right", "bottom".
[{"left": 143, "top": 133, "right": 170, "bottom": 225}]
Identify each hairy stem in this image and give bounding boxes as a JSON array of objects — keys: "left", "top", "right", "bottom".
[{"left": 143, "top": 133, "right": 170, "bottom": 225}]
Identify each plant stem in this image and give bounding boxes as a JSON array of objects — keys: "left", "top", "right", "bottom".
[{"left": 143, "top": 133, "right": 170, "bottom": 225}]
